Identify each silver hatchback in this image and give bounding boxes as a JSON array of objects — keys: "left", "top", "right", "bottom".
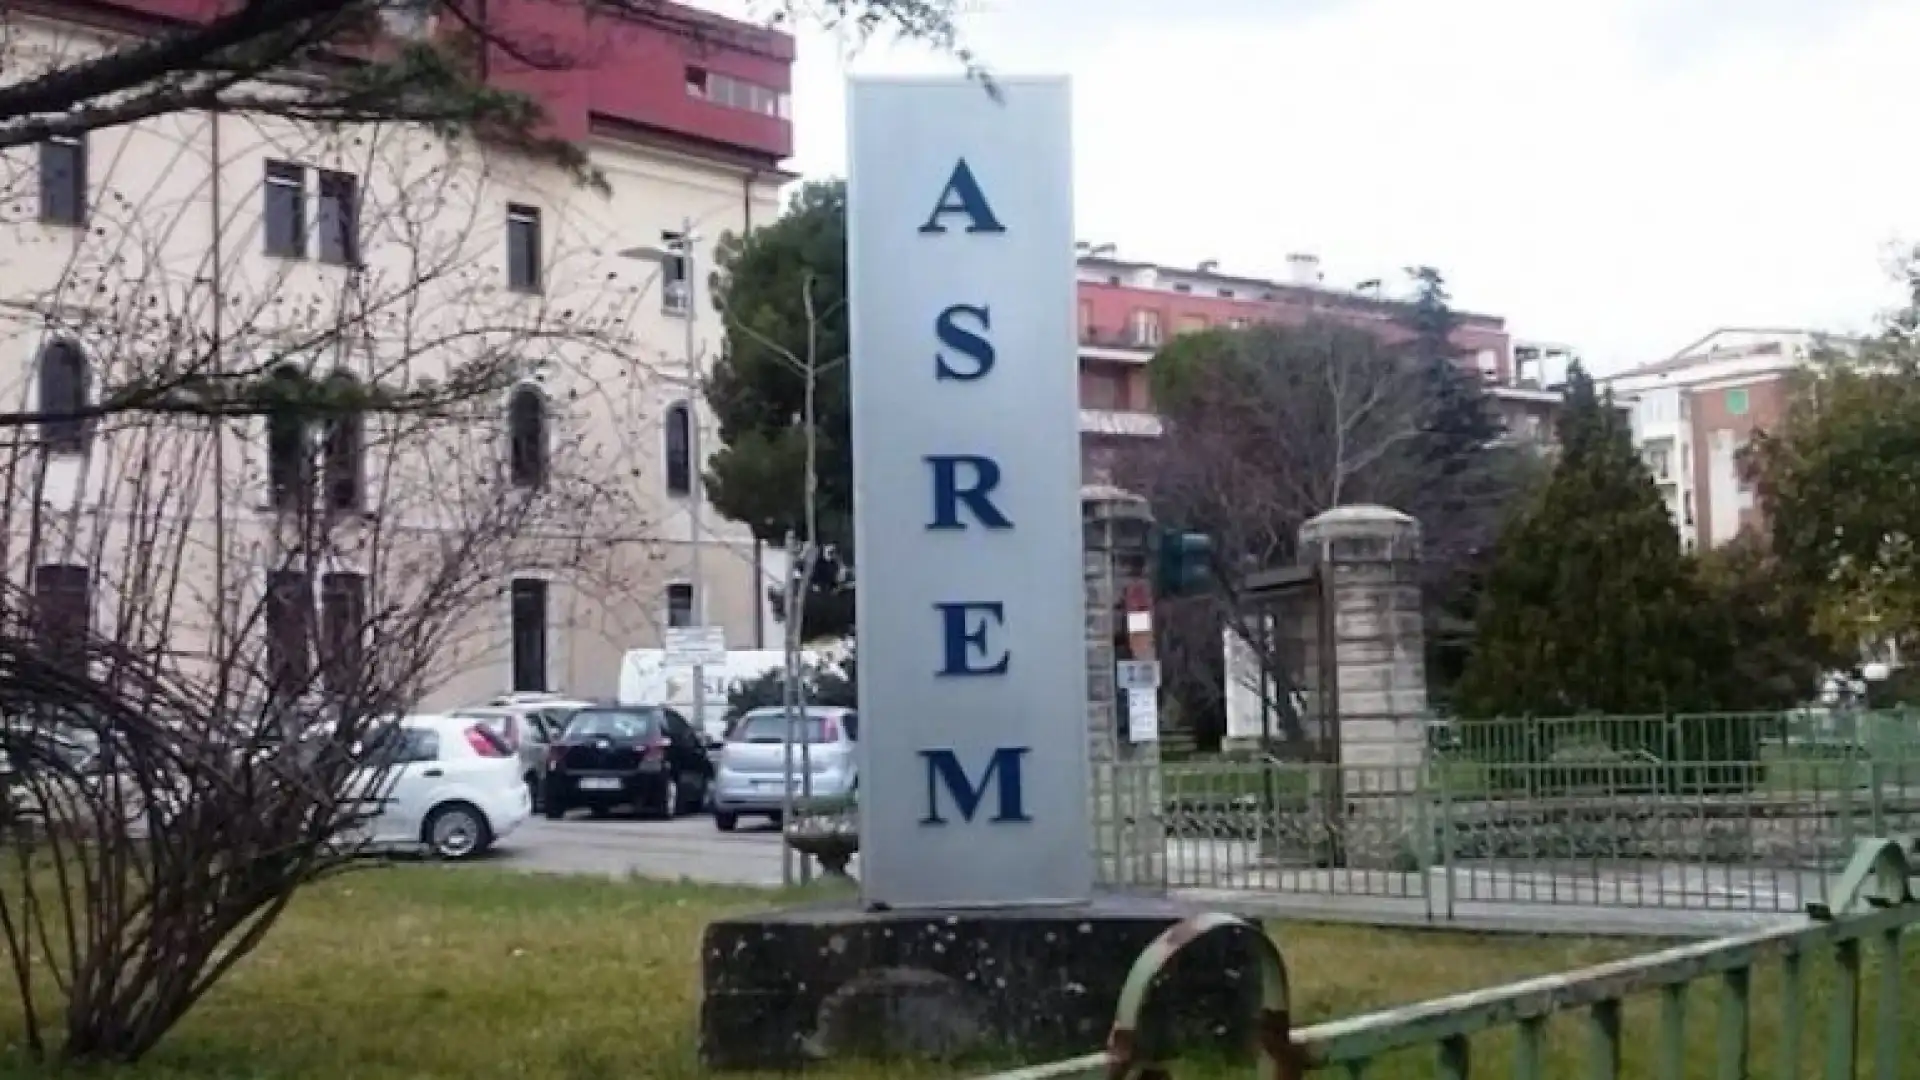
[{"left": 710, "top": 706, "right": 857, "bottom": 831}]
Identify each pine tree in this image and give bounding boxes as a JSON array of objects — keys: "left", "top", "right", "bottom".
[{"left": 1455, "top": 364, "right": 1713, "bottom": 719}]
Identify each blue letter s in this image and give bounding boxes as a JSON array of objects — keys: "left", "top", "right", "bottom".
[{"left": 935, "top": 303, "right": 994, "bottom": 381}]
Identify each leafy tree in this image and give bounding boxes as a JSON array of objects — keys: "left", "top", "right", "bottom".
[
  {"left": 1748, "top": 272, "right": 1920, "bottom": 657},
  {"left": 1456, "top": 364, "right": 1715, "bottom": 718},
  {"left": 1692, "top": 536, "right": 1842, "bottom": 710},
  {"left": 705, "top": 181, "right": 855, "bottom": 639}
]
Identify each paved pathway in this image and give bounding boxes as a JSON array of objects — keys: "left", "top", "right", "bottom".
[{"left": 488, "top": 816, "right": 1814, "bottom": 937}]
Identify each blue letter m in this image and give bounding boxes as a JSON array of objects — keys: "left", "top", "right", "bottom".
[{"left": 920, "top": 747, "right": 1030, "bottom": 824}]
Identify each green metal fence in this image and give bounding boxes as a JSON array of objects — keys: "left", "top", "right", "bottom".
[
  {"left": 979, "top": 836, "right": 1919, "bottom": 1080},
  {"left": 1106, "top": 711, "right": 1920, "bottom": 916}
]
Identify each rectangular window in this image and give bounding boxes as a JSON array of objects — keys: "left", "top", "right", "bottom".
[
  {"left": 660, "top": 230, "right": 689, "bottom": 314},
  {"left": 1131, "top": 309, "right": 1162, "bottom": 347},
  {"left": 38, "top": 134, "right": 86, "bottom": 225},
  {"left": 1725, "top": 387, "right": 1749, "bottom": 416},
  {"left": 1178, "top": 314, "right": 1209, "bottom": 335},
  {"left": 323, "top": 413, "right": 364, "bottom": 512},
  {"left": 319, "top": 571, "right": 366, "bottom": 694},
  {"left": 31, "top": 564, "right": 90, "bottom": 655},
  {"left": 1078, "top": 300, "right": 1093, "bottom": 339},
  {"left": 265, "top": 569, "right": 314, "bottom": 696},
  {"left": 666, "top": 583, "right": 695, "bottom": 629},
  {"left": 506, "top": 204, "right": 542, "bottom": 292},
  {"left": 510, "top": 577, "right": 548, "bottom": 692},
  {"left": 264, "top": 160, "right": 306, "bottom": 258},
  {"left": 316, "top": 170, "right": 359, "bottom": 266}
]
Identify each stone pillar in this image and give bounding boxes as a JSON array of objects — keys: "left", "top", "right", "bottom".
[
  {"left": 1297, "top": 505, "right": 1428, "bottom": 867},
  {"left": 1083, "top": 485, "right": 1164, "bottom": 888}
]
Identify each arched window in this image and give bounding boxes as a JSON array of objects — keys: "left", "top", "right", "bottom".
[
  {"left": 38, "top": 339, "right": 89, "bottom": 454},
  {"left": 664, "top": 401, "right": 691, "bottom": 496},
  {"left": 322, "top": 372, "right": 365, "bottom": 512},
  {"left": 507, "top": 386, "right": 547, "bottom": 489},
  {"left": 266, "top": 366, "right": 313, "bottom": 510}
]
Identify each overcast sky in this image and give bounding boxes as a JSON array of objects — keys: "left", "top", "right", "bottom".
[{"left": 735, "top": 0, "right": 1920, "bottom": 372}]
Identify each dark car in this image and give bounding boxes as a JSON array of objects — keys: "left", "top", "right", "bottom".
[{"left": 543, "top": 706, "right": 712, "bottom": 820}]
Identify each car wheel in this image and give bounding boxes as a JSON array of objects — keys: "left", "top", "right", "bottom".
[
  {"left": 423, "top": 802, "right": 491, "bottom": 861},
  {"left": 544, "top": 799, "right": 567, "bottom": 821},
  {"left": 714, "top": 811, "right": 738, "bottom": 832},
  {"left": 656, "top": 774, "right": 680, "bottom": 821}
]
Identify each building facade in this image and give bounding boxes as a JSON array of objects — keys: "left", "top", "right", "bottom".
[
  {"left": 1601, "top": 328, "right": 1841, "bottom": 551},
  {"left": 1073, "top": 250, "right": 1525, "bottom": 481},
  {"left": 0, "top": 0, "right": 796, "bottom": 710}
]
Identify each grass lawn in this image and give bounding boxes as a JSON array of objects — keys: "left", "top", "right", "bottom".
[{"left": 1, "top": 866, "right": 1907, "bottom": 1079}]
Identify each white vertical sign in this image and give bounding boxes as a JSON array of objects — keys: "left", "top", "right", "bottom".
[{"left": 848, "top": 76, "right": 1091, "bottom": 909}]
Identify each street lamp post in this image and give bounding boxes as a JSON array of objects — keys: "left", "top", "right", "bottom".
[{"left": 620, "top": 216, "right": 708, "bottom": 733}]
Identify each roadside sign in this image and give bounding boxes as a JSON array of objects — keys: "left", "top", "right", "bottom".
[
  {"left": 663, "top": 626, "right": 726, "bottom": 668},
  {"left": 1126, "top": 688, "right": 1160, "bottom": 742},
  {"left": 1115, "top": 659, "right": 1161, "bottom": 692}
]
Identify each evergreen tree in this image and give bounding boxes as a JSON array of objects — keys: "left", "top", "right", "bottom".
[
  {"left": 1456, "top": 364, "right": 1713, "bottom": 718},
  {"left": 704, "top": 181, "right": 855, "bottom": 639},
  {"left": 1398, "top": 266, "right": 1507, "bottom": 707},
  {"left": 1403, "top": 266, "right": 1501, "bottom": 463}
]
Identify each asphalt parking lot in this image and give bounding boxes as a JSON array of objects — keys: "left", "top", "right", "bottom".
[{"left": 488, "top": 813, "right": 802, "bottom": 886}]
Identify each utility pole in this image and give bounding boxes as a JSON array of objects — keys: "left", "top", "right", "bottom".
[{"left": 676, "top": 216, "right": 708, "bottom": 735}]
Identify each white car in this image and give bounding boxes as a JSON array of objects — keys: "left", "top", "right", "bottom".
[{"left": 347, "top": 714, "right": 531, "bottom": 860}]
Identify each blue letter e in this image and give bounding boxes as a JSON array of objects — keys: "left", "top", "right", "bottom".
[{"left": 935, "top": 601, "right": 1009, "bottom": 676}]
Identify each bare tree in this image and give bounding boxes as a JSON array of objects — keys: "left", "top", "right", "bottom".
[
  {"left": 0, "top": 0, "right": 975, "bottom": 161},
  {"left": 1116, "top": 319, "right": 1525, "bottom": 750},
  {"left": 0, "top": 110, "right": 651, "bottom": 1062}
]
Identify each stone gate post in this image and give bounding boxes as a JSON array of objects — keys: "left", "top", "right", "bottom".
[
  {"left": 1084, "top": 485, "right": 1165, "bottom": 887},
  {"left": 1298, "top": 505, "right": 1429, "bottom": 868}
]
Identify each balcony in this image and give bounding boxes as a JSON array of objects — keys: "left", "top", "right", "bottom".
[
  {"left": 1079, "top": 327, "right": 1158, "bottom": 361},
  {"left": 1080, "top": 409, "right": 1163, "bottom": 438}
]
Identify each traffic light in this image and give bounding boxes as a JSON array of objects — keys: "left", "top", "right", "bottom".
[{"left": 1155, "top": 529, "right": 1214, "bottom": 597}]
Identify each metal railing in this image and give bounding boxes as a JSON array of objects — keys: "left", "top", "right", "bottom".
[
  {"left": 1103, "top": 711, "right": 1920, "bottom": 915},
  {"left": 977, "top": 836, "right": 1918, "bottom": 1079}
]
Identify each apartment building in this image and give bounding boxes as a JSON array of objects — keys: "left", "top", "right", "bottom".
[
  {"left": 1602, "top": 328, "right": 1843, "bottom": 551},
  {"left": 1073, "top": 250, "right": 1525, "bottom": 481},
  {"left": 0, "top": 0, "right": 796, "bottom": 709}
]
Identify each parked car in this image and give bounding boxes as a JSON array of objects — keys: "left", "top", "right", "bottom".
[
  {"left": 711, "top": 706, "right": 858, "bottom": 832},
  {"left": 451, "top": 695, "right": 594, "bottom": 810},
  {"left": 543, "top": 705, "right": 712, "bottom": 820},
  {"left": 344, "top": 714, "right": 530, "bottom": 860}
]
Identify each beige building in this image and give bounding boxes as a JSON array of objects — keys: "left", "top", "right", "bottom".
[
  {"left": 0, "top": 3, "right": 797, "bottom": 711},
  {"left": 1602, "top": 328, "right": 1848, "bottom": 551}
]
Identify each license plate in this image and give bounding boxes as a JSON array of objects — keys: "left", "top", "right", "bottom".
[{"left": 579, "top": 778, "right": 621, "bottom": 791}]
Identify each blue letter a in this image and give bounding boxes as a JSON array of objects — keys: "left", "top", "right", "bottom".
[{"left": 918, "top": 159, "right": 1006, "bottom": 235}]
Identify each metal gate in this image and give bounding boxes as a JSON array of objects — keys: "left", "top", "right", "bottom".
[{"left": 978, "top": 836, "right": 1919, "bottom": 1080}]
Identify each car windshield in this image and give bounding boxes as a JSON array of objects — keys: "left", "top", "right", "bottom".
[
  {"left": 730, "top": 714, "right": 836, "bottom": 744},
  {"left": 564, "top": 709, "right": 658, "bottom": 741}
]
